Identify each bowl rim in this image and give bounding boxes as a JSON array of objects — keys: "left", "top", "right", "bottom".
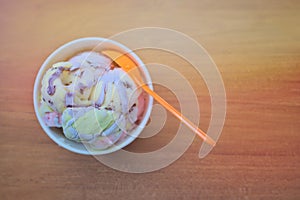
[{"left": 33, "top": 37, "right": 153, "bottom": 155}]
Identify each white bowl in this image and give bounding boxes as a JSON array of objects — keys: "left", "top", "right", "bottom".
[{"left": 33, "top": 37, "right": 153, "bottom": 155}]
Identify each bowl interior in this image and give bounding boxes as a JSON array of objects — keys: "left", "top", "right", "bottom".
[{"left": 33, "top": 37, "right": 153, "bottom": 155}]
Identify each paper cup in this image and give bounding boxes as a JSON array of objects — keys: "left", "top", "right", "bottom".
[{"left": 33, "top": 37, "right": 153, "bottom": 155}]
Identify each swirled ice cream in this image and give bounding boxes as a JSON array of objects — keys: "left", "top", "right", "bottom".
[{"left": 39, "top": 51, "right": 145, "bottom": 150}]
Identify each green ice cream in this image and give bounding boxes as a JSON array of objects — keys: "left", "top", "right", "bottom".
[{"left": 62, "top": 107, "right": 119, "bottom": 142}]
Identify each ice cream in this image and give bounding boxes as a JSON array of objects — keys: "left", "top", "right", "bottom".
[{"left": 39, "top": 51, "right": 146, "bottom": 150}]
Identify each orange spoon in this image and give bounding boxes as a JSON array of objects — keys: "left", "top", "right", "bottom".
[{"left": 102, "top": 50, "right": 216, "bottom": 146}]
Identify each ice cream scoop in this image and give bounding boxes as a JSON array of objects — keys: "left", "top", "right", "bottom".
[
  {"left": 39, "top": 50, "right": 146, "bottom": 150},
  {"left": 62, "top": 107, "right": 117, "bottom": 138}
]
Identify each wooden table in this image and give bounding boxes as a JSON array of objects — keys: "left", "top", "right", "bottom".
[{"left": 1, "top": 0, "right": 299, "bottom": 199}]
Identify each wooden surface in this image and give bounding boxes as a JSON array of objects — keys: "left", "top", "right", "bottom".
[{"left": 1, "top": 0, "right": 299, "bottom": 199}]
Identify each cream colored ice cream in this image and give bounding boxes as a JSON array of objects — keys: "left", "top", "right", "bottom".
[{"left": 39, "top": 51, "right": 145, "bottom": 149}]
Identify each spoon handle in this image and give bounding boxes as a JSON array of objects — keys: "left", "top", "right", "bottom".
[{"left": 141, "top": 83, "right": 216, "bottom": 146}]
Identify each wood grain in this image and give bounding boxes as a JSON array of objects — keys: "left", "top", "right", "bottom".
[{"left": 1, "top": 0, "right": 299, "bottom": 199}]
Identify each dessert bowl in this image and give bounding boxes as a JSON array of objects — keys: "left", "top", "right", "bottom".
[{"left": 33, "top": 37, "right": 153, "bottom": 155}]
